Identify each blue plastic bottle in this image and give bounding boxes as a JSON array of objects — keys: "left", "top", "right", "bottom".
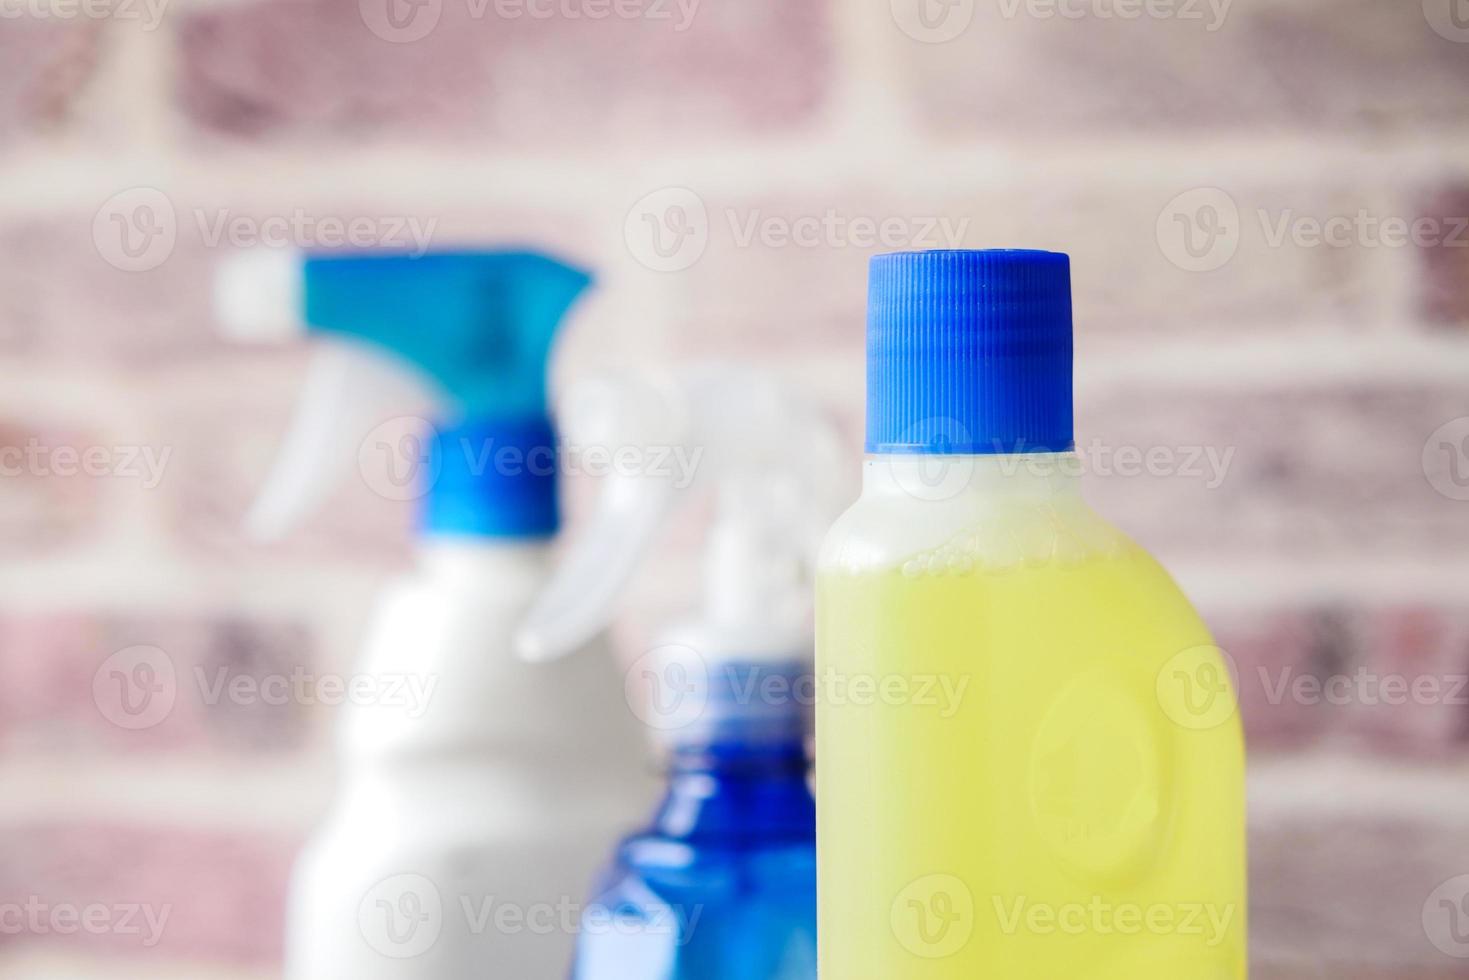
[
  {"left": 514, "top": 365, "right": 838, "bottom": 979},
  {"left": 573, "top": 662, "right": 817, "bottom": 979}
]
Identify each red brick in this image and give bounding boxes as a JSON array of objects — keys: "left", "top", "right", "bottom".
[
  {"left": 176, "top": 0, "right": 831, "bottom": 142},
  {"left": 1345, "top": 606, "right": 1469, "bottom": 751},
  {"left": 1416, "top": 185, "right": 1469, "bottom": 328},
  {"left": 0, "top": 419, "right": 106, "bottom": 554},
  {"left": 656, "top": 180, "right": 1378, "bottom": 358},
  {"left": 0, "top": 212, "right": 221, "bottom": 362},
  {"left": 890, "top": 0, "right": 1469, "bottom": 136},
  {"left": 1083, "top": 382, "right": 1469, "bottom": 560},
  {"left": 1207, "top": 603, "right": 1469, "bottom": 754},
  {"left": 0, "top": 202, "right": 475, "bottom": 363},
  {"left": 1205, "top": 606, "right": 1328, "bottom": 747},
  {"left": 0, "top": 612, "right": 315, "bottom": 754},
  {"left": 149, "top": 353, "right": 411, "bottom": 563},
  {"left": 1250, "top": 812, "right": 1469, "bottom": 973},
  {"left": 0, "top": 821, "right": 291, "bottom": 965},
  {"left": 0, "top": 201, "right": 599, "bottom": 363},
  {"left": 0, "top": 20, "right": 100, "bottom": 144}
]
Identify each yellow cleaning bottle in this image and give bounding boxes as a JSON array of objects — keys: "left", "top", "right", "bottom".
[{"left": 816, "top": 250, "right": 1246, "bottom": 978}]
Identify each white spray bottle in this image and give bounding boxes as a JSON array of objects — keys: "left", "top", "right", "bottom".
[
  {"left": 215, "top": 248, "right": 656, "bottom": 978},
  {"left": 517, "top": 364, "right": 843, "bottom": 978}
]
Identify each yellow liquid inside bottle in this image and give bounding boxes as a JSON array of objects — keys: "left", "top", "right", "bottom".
[{"left": 816, "top": 509, "right": 1246, "bottom": 978}]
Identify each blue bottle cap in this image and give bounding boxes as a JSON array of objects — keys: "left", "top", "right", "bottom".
[
  {"left": 865, "top": 249, "right": 1074, "bottom": 456},
  {"left": 422, "top": 417, "right": 560, "bottom": 538}
]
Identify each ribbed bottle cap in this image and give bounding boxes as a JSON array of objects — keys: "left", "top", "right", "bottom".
[
  {"left": 866, "top": 249, "right": 1074, "bottom": 455},
  {"left": 421, "top": 417, "right": 560, "bottom": 538}
]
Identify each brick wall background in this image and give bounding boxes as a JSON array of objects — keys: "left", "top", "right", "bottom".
[{"left": 1, "top": 0, "right": 1467, "bottom": 976}]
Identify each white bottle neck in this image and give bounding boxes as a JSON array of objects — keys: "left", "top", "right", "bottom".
[
  {"left": 861, "top": 452, "right": 1084, "bottom": 502},
  {"left": 416, "top": 535, "right": 552, "bottom": 588}
]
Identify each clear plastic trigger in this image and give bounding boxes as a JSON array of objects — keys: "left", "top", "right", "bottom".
[
  {"left": 248, "top": 341, "right": 435, "bottom": 540},
  {"left": 515, "top": 374, "right": 686, "bottom": 663}
]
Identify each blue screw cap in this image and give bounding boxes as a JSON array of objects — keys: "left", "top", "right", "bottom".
[{"left": 866, "top": 249, "right": 1074, "bottom": 456}]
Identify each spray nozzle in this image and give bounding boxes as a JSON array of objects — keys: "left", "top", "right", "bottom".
[
  {"left": 214, "top": 248, "right": 592, "bottom": 540},
  {"left": 515, "top": 364, "right": 844, "bottom": 666}
]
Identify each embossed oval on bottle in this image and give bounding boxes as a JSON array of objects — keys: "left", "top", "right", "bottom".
[{"left": 1028, "top": 672, "right": 1168, "bottom": 881}]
